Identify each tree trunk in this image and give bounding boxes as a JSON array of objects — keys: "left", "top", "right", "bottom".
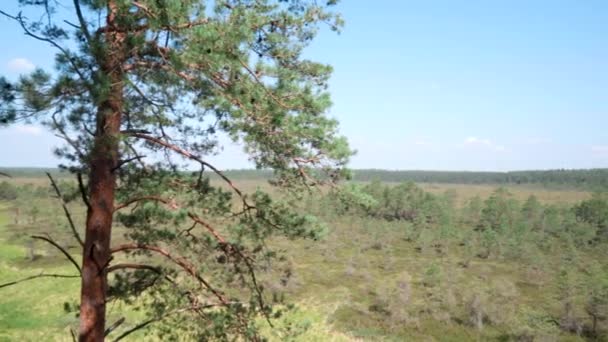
[{"left": 78, "top": 2, "right": 124, "bottom": 340}]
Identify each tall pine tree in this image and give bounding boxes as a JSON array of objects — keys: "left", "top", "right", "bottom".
[{"left": 0, "top": 1, "right": 350, "bottom": 340}]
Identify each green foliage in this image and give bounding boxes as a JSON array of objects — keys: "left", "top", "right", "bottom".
[
  {"left": 479, "top": 188, "right": 519, "bottom": 232},
  {"left": 0, "top": 181, "right": 18, "bottom": 201},
  {"left": 1, "top": 0, "right": 353, "bottom": 339},
  {"left": 585, "top": 261, "right": 608, "bottom": 337},
  {"left": 325, "top": 183, "right": 378, "bottom": 216},
  {"left": 521, "top": 195, "right": 543, "bottom": 229},
  {"left": 352, "top": 181, "right": 450, "bottom": 226},
  {"left": 422, "top": 262, "right": 442, "bottom": 288},
  {"left": 461, "top": 195, "right": 483, "bottom": 226},
  {"left": 574, "top": 192, "right": 608, "bottom": 240}
]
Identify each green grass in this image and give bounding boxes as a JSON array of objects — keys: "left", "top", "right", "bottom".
[{"left": 0, "top": 206, "right": 80, "bottom": 341}]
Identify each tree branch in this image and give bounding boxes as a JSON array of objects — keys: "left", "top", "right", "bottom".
[
  {"left": 76, "top": 172, "right": 91, "bottom": 210},
  {"left": 0, "top": 10, "right": 91, "bottom": 91},
  {"left": 115, "top": 196, "right": 230, "bottom": 246},
  {"left": 73, "top": 0, "right": 92, "bottom": 43},
  {"left": 111, "top": 155, "right": 147, "bottom": 173},
  {"left": 32, "top": 234, "right": 82, "bottom": 275},
  {"left": 0, "top": 272, "right": 79, "bottom": 289},
  {"left": 128, "top": 133, "right": 247, "bottom": 203},
  {"left": 97, "top": 18, "right": 209, "bottom": 35},
  {"left": 111, "top": 243, "right": 227, "bottom": 304},
  {"left": 69, "top": 328, "right": 77, "bottom": 342},
  {"left": 46, "top": 172, "right": 84, "bottom": 247},
  {"left": 187, "top": 213, "right": 227, "bottom": 244},
  {"left": 51, "top": 111, "right": 87, "bottom": 161},
  {"left": 114, "top": 195, "right": 171, "bottom": 212},
  {"left": 107, "top": 263, "right": 161, "bottom": 273},
  {"left": 104, "top": 317, "right": 125, "bottom": 337},
  {"left": 238, "top": 58, "right": 294, "bottom": 111},
  {"left": 110, "top": 304, "right": 220, "bottom": 341}
]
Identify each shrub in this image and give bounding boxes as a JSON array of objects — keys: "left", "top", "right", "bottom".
[
  {"left": 574, "top": 193, "right": 608, "bottom": 240},
  {"left": 521, "top": 195, "right": 543, "bottom": 231},
  {"left": 359, "top": 181, "right": 449, "bottom": 226},
  {"left": 585, "top": 262, "right": 608, "bottom": 337},
  {"left": 479, "top": 188, "right": 519, "bottom": 232},
  {"left": 0, "top": 181, "right": 18, "bottom": 200}
]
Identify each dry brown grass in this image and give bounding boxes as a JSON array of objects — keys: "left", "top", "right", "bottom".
[
  {"left": 8, "top": 176, "right": 590, "bottom": 208},
  {"left": 419, "top": 183, "right": 590, "bottom": 206}
]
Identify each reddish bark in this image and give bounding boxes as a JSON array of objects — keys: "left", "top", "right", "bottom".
[{"left": 78, "top": 1, "right": 125, "bottom": 340}]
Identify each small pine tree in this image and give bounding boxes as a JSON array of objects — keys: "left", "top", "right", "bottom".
[{"left": 585, "top": 262, "right": 608, "bottom": 337}]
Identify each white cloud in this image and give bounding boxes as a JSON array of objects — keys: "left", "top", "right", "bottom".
[
  {"left": 14, "top": 124, "right": 42, "bottom": 136},
  {"left": 7, "top": 58, "right": 35, "bottom": 73},
  {"left": 463, "top": 136, "right": 506, "bottom": 152}
]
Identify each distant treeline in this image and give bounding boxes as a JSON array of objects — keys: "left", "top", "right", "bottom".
[
  {"left": 0, "top": 167, "right": 67, "bottom": 178},
  {"left": 350, "top": 169, "right": 608, "bottom": 190},
  {"left": 2, "top": 167, "right": 608, "bottom": 190}
]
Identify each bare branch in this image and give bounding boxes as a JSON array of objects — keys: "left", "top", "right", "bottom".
[
  {"left": 46, "top": 172, "right": 84, "bottom": 247},
  {"left": 187, "top": 213, "right": 227, "bottom": 244},
  {"left": 32, "top": 234, "right": 82, "bottom": 275},
  {"left": 107, "top": 263, "right": 161, "bottom": 273},
  {"left": 111, "top": 243, "right": 227, "bottom": 304},
  {"left": 104, "top": 317, "right": 125, "bottom": 337},
  {"left": 0, "top": 272, "right": 79, "bottom": 289},
  {"left": 73, "top": 0, "right": 92, "bottom": 43},
  {"left": 110, "top": 304, "right": 222, "bottom": 342},
  {"left": 70, "top": 328, "right": 77, "bottom": 342},
  {"left": 111, "top": 155, "right": 147, "bottom": 173},
  {"left": 76, "top": 172, "right": 91, "bottom": 210},
  {"left": 51, "top": 112, "right": 86, "bottom": 161},
  {"left": 114, "top": 195, "right": 171, "bottom": 212},
  {"left": 116, "top": 196, "right": 229, "bottom": 246},
  {"left": 128, "top": 133, "right": 247, "bottom": 202},
  {"left": 63, "top": 19, "right": 81, "bottom": 30},
  {"left": 112, "top": 317, "right": 156, "bottom": 342},
  {"left": 0, "top": 10, "right": 91, "bottom": 91},
  {"left": 123, "top": 140, "right": 149, "bottom": 170}
]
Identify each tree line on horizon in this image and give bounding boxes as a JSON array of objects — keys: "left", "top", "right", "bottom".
[{"left": 3, "top": 168, "right": 607, "bottom": 190}]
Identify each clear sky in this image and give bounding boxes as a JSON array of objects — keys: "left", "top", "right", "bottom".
[{"left": 1, "top": 0, "right": 607, "bottom": 171}]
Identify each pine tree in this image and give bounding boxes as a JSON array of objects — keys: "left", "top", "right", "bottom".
[{"left": 0, "top": 1, "right": 350, "bottom": 340}]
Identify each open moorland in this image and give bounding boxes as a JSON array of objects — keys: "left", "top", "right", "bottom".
[{"left": 0, "top": 169, "right": 606, "bottom": 341}]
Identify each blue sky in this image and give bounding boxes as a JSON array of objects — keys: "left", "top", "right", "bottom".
[{"left": 1, "top": 0, "right": 607, "bottom": 171}]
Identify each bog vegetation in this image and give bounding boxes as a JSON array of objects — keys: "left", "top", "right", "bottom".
[
  {"left": 0, "top": 172, "right": 607, "bottom": 341},
  {"left": 0, "top": 0, "right": 606, "bottom": 340}
]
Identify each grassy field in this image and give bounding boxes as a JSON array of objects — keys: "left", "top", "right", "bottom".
[
  {"left": 0, "top": 203, "right": 80, "bottom": 341},
  {"left": 0, "top": 177, "right": 605, "bottom": 341}
]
